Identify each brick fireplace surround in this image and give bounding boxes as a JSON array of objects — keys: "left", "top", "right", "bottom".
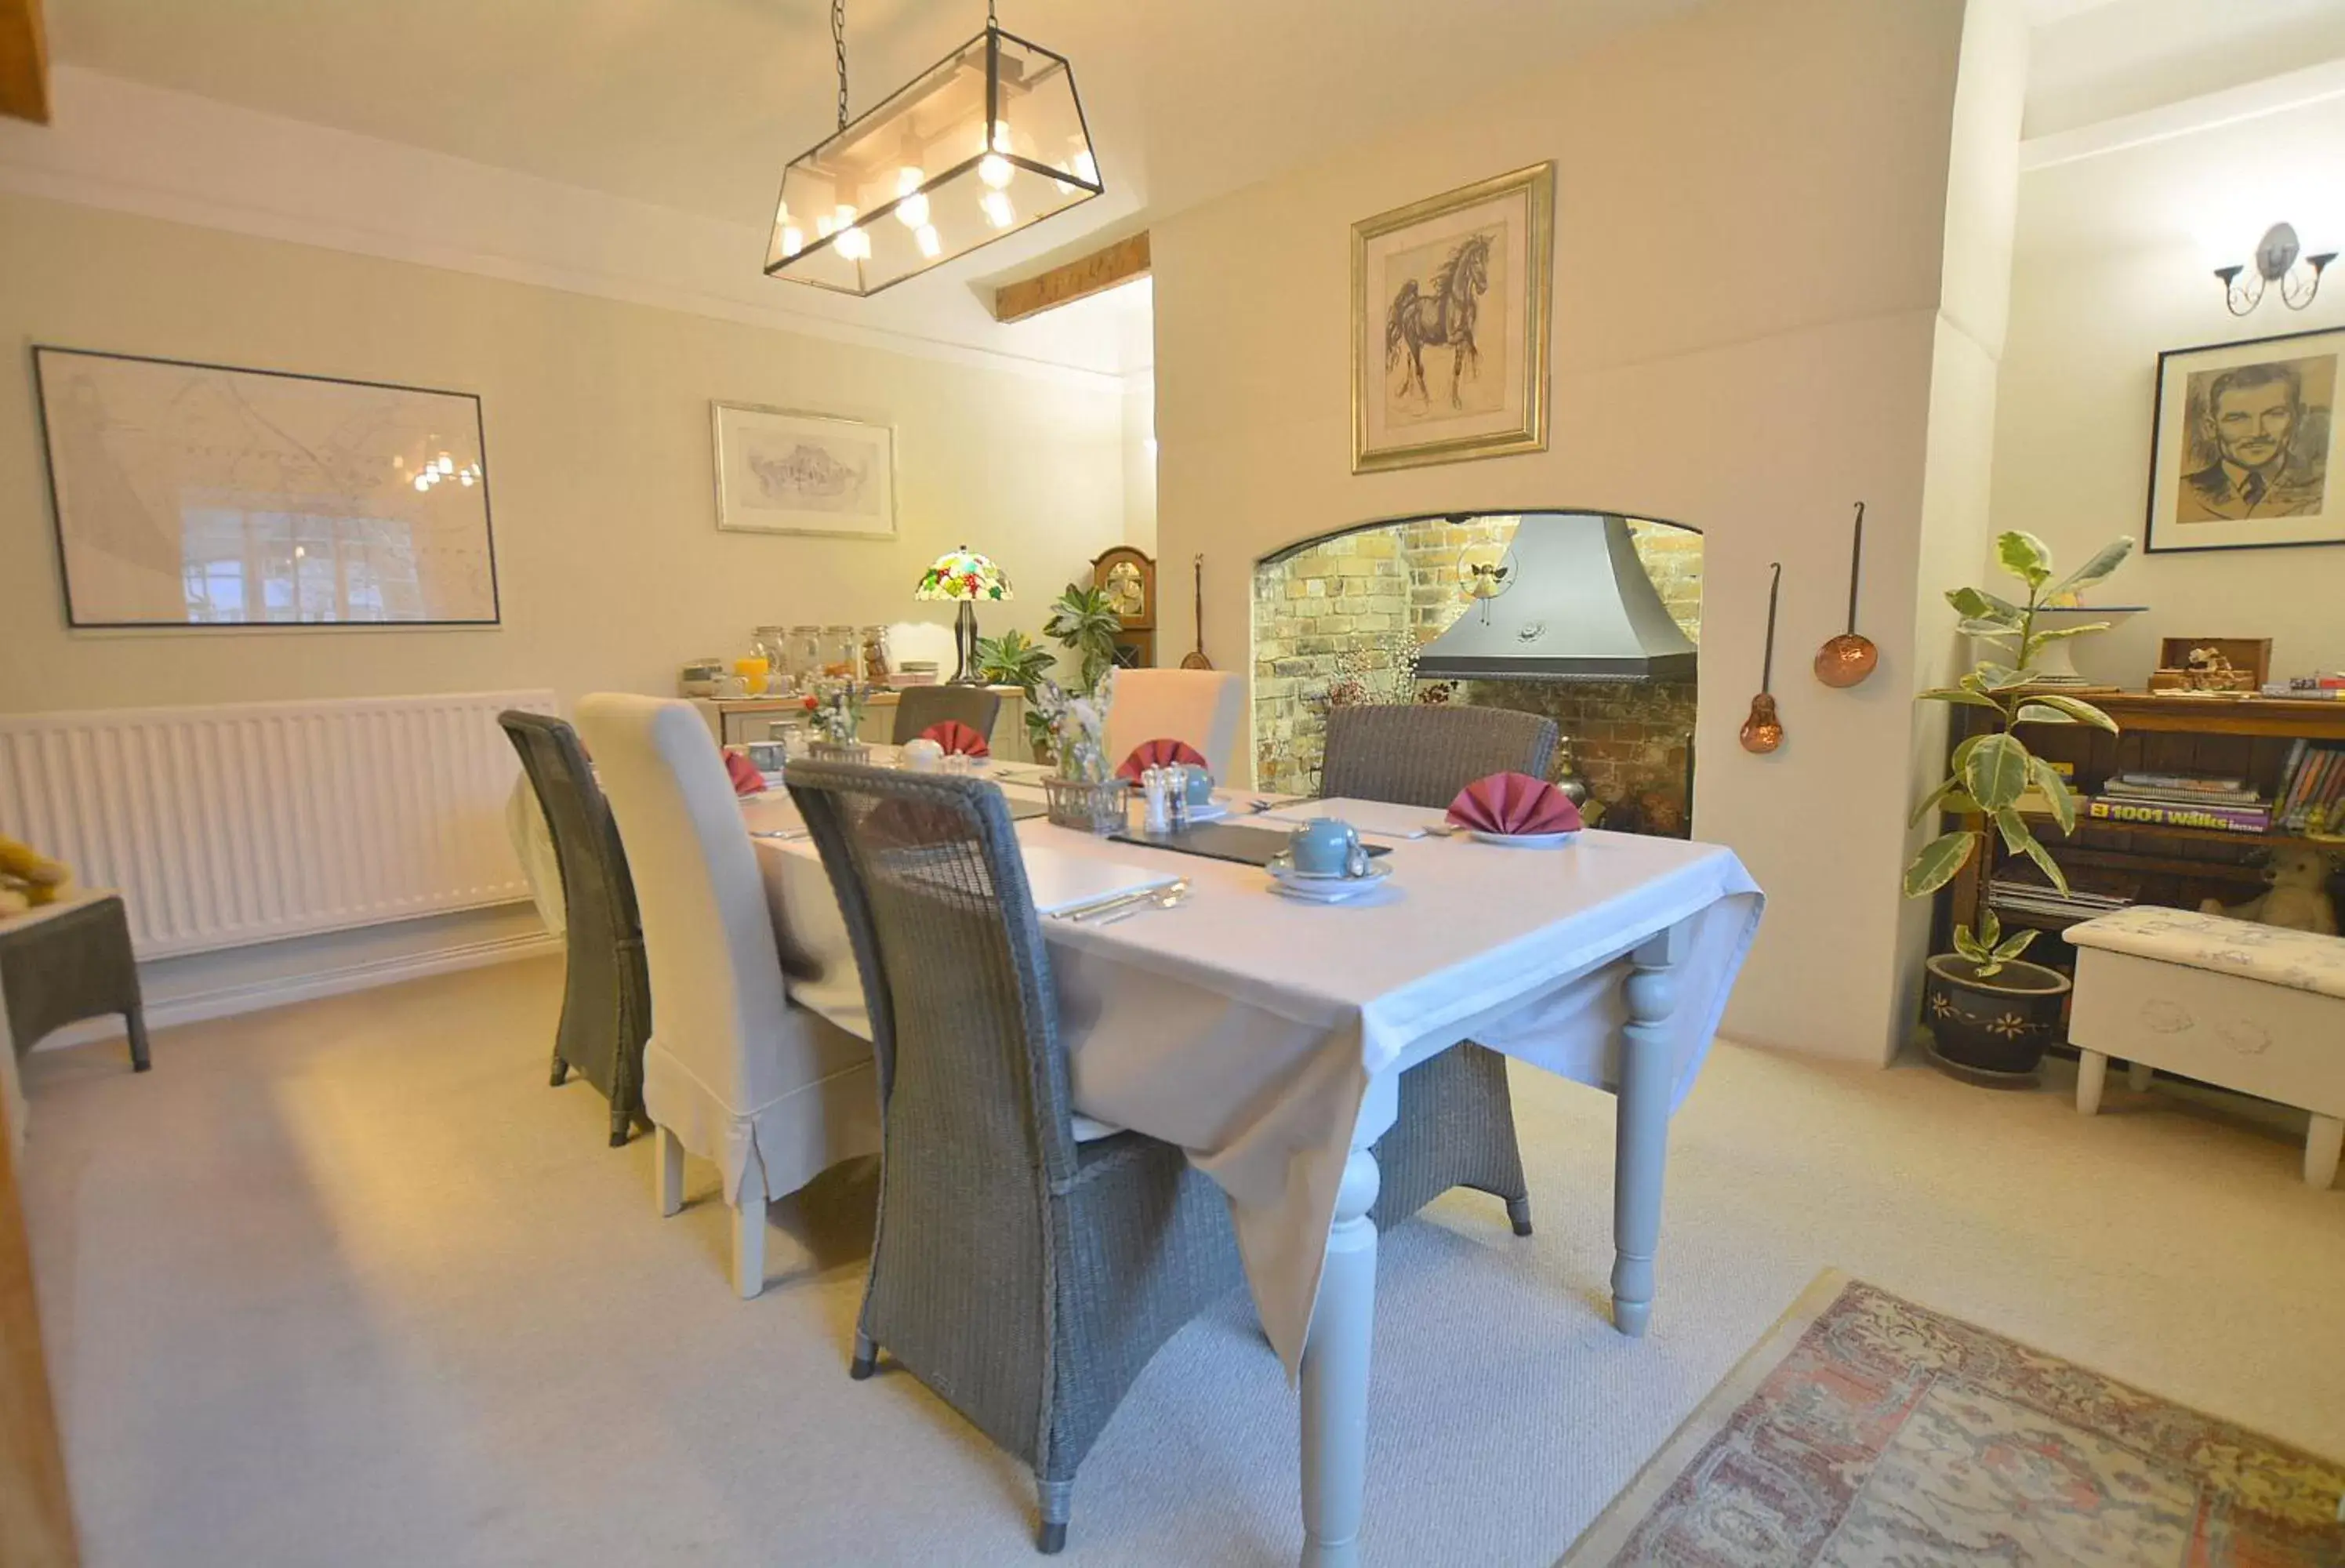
[{"left": 1251, "top": 516, "right": 1702, "bottom": 828}]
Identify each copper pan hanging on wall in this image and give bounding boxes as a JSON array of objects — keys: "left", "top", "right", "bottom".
[
  {"left": 1741, "top": 561, "right": 1785, "bottom": 754},
  {"left": 1813, "top": 502, "right": 1879, "bottom": 688}
]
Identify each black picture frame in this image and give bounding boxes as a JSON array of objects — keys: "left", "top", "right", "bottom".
[
  {"left": 2143, "top": 322, "right": 2345, "bottom": 556},
  {"left": 31, "top": 344, "right": 501, "bottom": 628}
]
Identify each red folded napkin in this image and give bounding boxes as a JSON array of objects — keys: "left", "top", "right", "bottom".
[
  {"left": 1446, "top": 771, "right": 1582, "bottom": 836},
  {"left": 1116, "top": 736, "right": 1208, "bottom": 782},
  {"left": 920, "top": 720, "right": 990, "bottom": 758},
  {"left": 723, "top": 748, "right": 768, "bottom": 797}
]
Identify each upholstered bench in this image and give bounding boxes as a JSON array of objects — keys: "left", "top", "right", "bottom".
[{"left": 2066, "top": 906, "right": 2345, "bottom": 1188}]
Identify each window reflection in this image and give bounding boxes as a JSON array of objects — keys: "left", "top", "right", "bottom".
[{"left": 180, "top": 508, "right": 424, "bottom": 623}]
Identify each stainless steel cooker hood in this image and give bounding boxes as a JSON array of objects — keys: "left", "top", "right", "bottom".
[{"left": 1415, "top": 512, "right": 1697, "bottom": 683}]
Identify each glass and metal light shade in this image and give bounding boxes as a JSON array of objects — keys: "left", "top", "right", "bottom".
[
  {"left": 766, "top": 26, "right": 1102, "bottom": 296},
  {"left": 916, "top": 546, "right": 1011, "bottom": 684}
]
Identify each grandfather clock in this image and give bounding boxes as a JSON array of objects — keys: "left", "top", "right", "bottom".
[{"left": 1089, "top": 546, "right": 1156, "bottom": 668}]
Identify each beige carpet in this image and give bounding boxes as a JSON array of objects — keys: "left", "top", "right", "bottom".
[{"left": 18, "top": 956, "right": 2345, "bottom": 1566}]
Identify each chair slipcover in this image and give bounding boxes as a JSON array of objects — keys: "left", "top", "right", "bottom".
[
  {"left": 1102, "top": 670, "right": 1244, "bottom": 782},
  {"left": 575, "top": 695, "right": 878, "bottom": 1207}
]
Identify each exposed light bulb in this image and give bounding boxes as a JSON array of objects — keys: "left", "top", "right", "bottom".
[
  {"left": 915, "top": 223, "right": 942, "bottom": 259},
  {"left": 414, "top": 474, "right": 431, "bottom": 492},
  {"left": 894, "top": 166, "right": 928, "bottom": 229},
  {"left": 459, "top": 472, "right": 475, "bottom": 486},
  {"left": 978, "top": 153, "right": 1013, "bottom": 191},
  {"left": 1072, "top": 150, "right": 1098, "bottom": 185},
  {"left": 437, "top": 453, "right": 455, "bottom": 474},
  {"left": 816, "top": 213, "right": 836, "bottom": 238},
  {"left": 781, "top": 227, "right": 804, "bottom": 257},
  {"left": 981, "top": 191, "right": 1015, "bottom": 230},
  {"left": 992, "top": 118, "right": 1012, "bottom": 154},
  {"left": 836, "top": 224, "right": 871, "bottom": 261}
]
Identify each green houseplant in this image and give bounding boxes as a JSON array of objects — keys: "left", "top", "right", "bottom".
[
  {"left": 1902, "top": 529, "right": 2133, "bottom": 1080},
  {"left": 1043, "top": 583, "right": 1124, "bottom": 692}
]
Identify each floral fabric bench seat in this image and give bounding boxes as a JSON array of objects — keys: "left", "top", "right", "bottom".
[{"left": 2064, "top": 906, "right": 2345, "bottom": 1189}]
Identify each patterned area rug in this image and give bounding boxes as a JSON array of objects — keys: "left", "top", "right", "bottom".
[{"left": 1561, "top": 1272, "right": 2344, "bottom": 1566}]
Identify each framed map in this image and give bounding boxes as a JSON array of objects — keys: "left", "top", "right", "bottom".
[
  {"left": 710, "top": 402, "right": 896, "bottom": 539},
  {"left": 31, "top": 347, "right": 498, "bottom": 628}
]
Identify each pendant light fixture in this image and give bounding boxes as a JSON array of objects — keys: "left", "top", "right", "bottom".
[{"left": 765, "top": 1, "right": 1103, "bottom": 296}]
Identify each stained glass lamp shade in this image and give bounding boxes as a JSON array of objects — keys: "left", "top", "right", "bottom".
[
  {"left": 766, "top": 25, "right": 1102, "bottom": 297},
  {"left": 916, "top": 546, "right": 1011, "bottom": 684}
]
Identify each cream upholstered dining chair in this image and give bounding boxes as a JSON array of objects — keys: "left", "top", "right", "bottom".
[
  {"left": 1102, "top": 669, "right": 1244, "bottom": 779},
  {"left": 575, "top": 694, "right": 880, "bottom": 1299}
]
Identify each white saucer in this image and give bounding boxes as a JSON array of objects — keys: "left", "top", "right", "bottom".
[
  {"left": 1465, "top": 829, "right": 1579, "bottom": 848},
  {"left": 1266, "top": 855, "right": 1392, "bottom": 902}
]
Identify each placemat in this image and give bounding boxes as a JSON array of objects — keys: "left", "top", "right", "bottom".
[{"left": 1109, "top": 822, "right": 1392, "bottom": 868}]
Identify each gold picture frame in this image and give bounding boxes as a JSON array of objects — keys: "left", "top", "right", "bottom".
[{"left": 1351, "top": 162, "right": 1553, "bottom": 474}]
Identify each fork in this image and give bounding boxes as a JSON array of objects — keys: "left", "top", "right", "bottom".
[{"left": 1094, "top": 885, "right": 1192, "bottom": 925}]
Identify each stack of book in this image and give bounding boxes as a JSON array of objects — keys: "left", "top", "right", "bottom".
[
  {"left": 2086, "top": 772, "right": 2271, "bottom": 834},
  {"left": 2274, "top": 741, "right": 2345, "bottom": 833},
  {"left": 1987, "top": 878, "right": 2130, "bottom": 923}
]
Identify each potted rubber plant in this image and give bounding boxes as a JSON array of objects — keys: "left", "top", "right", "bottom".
[{"left": 1902, "top": 530, "right": 2132, "bottom": 1080}]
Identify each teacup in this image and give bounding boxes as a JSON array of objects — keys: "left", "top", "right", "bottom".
[
  {"left": 1182, "top": 764, "right": 1215, "bottom": 808},
  {"left": 1289, "top": 817, "right": 1367, "bottom": 878}
]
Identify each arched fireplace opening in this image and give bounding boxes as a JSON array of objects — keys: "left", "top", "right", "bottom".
[{"left": 1251, "top": 511, "right": 1703, "bottom": 836}]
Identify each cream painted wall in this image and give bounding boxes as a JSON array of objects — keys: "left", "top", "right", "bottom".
[
  {"left": 1152, "top": 0, "right": 1995, "bottom": 1062},
  {"left": 1992, "top": 98, "right": 2345, "bottom": 685},
  {"left": 0, "top": 191, "right": 1131, "bottom": 716}
]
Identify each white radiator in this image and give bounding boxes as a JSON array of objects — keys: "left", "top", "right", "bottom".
[{"left": 0, "top": 691, "right": 557, "bottom": 958}]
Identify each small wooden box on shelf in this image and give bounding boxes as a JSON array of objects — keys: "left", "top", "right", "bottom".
[{"left": 1940, "top": 692, "right": 2345, "bottom": 970}]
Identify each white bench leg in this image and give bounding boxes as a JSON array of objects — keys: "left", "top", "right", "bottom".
[
  {"left": 2126, "top": 1060, "right": 2154, "bottom": 1092},
  {"left": 655, "top": 1124, "right": 685, "bottom": 1218},
  {"left": 731, "top": 1196, "right": 768, "bottom": 1299},
  {"left": 2307, "top": 1116, "right": 2343, "bottom": 1190},
  {"left": 2076, "top": 1051, "right": 2107, "bottom": 1116}
]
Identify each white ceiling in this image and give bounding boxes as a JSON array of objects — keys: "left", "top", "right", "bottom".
[
  {"left": 42, "top": 0, "right": 1700, "bottom": 297},
  {"left": 2024, "top": 0, "right": 2345, "bottom": 140}
]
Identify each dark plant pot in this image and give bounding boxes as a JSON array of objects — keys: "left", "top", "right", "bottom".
[{"left": 1921, "top": 954, "right": 2071, "bottom": 1085}]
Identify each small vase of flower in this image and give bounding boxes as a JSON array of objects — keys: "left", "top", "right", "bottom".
[
  {"left": 803, "top": 680, "right": 870, "bottom": 763},
  {"left": 1034, "top": 673, "right": 1124, "bottom": 832}
]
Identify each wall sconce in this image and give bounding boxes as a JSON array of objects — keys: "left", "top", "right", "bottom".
[{"left": 2214, "top": 223, "right": 2336, "bottom": 316}]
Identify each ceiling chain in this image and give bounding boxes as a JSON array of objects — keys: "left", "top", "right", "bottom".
[
  {"left": 832, "top": 0, "right": 849, "bottom": 131},
  {"left": 987, "top": 0, "right": 998, "bottom": 27}
]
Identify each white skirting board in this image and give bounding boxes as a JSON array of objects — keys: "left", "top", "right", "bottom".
[{"left": 33, "top": 902, "right": 557, "bottom": 1052}]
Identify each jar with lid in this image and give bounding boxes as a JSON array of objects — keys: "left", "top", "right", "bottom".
[
  {"left": 821, "top": 624, "right": 858, "bottom": 681},
  {"left": 859, "top": 625, "right": 891, "bottom": 686},
  {"left": 786, "top": 626, "right": 822, "bottom": 691}
]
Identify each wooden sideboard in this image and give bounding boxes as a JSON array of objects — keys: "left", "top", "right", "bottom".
[{"left": 692, "top": 685, "right": 1033, "bottom": 761}]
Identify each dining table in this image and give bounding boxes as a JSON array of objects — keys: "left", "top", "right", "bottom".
[{"left": 740, "top": 754, "right": 1763, "bottom": 1566}]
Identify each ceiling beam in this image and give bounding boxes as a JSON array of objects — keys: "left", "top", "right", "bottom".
[
  {"left": 993, "top": 232, "right": 1149, "bottom": 324},
  {"left": 0, "top": 0, "right": 48, "bottom": 125}
]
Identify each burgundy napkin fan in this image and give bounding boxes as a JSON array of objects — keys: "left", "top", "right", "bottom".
[
  {"left": 920, "top": 720, "right": 990, "bottom": 757},
  {"left": 723, "top": 748, "right": 768, "bottom": 797},
  {"left": 1116, "top": 737, "right": 1208, "bottom": 782},
  {"left": 1446, "top": 771, "right": 1583, "bottom": 836}
]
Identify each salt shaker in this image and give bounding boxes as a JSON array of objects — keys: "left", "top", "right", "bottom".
[
  {"left": 1142, "top": 765, "right": 1172, "bottom": 834},
  {"left": 1167, "top": 768, "right": 1192, "bottom": 833}
]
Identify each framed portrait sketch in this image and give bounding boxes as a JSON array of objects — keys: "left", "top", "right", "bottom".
[
  {"left": 2144, "top": 325, "right": 2345, "bottom": 554},
  {"left": 31, "top": 345, "right": 498, "bottom": 628},
  {"left": 1352, "top": 162, "right": 1552, "bottom": 474},
  {"left": 711, "top": 403, "right": 895, "bottom": 539}
]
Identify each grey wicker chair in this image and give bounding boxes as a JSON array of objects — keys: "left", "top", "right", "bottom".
[
  {"left": 1320, "top": 703, "right": 1553, "bottom": 1236},
  {"left": 499, "top": 711, "right": 652, "bottom": 1147},
  {"left": 1320, "top": 702, "right": 1559, "bottom": 809},
  {"left": 786, "top": 761, "right": 1244, "bottom": 1555},
  {"left": 0, "top": 894, "right": 150, "bottom": 1073},
  {"left": 891, "top": 684, "right": 1002, "bottom": 746}
]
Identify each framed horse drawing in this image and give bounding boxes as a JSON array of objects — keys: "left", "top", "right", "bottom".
[{"left": 1351, "top": 162, "right": 1553, "bottom": 474}]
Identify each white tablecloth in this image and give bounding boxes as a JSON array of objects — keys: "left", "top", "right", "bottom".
[{"left": 747, "top": 789, "right": 1763, "bottom": 1370}]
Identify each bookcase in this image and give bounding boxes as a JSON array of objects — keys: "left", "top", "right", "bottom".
[{"left": 1940, "top": 694, "right": 2345, "bottom": 979}]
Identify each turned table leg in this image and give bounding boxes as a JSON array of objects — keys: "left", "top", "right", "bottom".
[
  {"left": 1298, "top": 1073, "right": 1396, "bottom": 1568},
  {"left": 1613, "top": 924, "right": 1687, "bottom": 1338}
]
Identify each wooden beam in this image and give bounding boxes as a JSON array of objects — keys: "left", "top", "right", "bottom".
[
  {"left": 1, "top": 1016, "right": 79, "bottom": 1568},
  {"left": 993, "top": 232, "right": 1149, "bottom": 324},
  {"left": 0, "top": 0, "right": 49, "bottom": 125}
]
